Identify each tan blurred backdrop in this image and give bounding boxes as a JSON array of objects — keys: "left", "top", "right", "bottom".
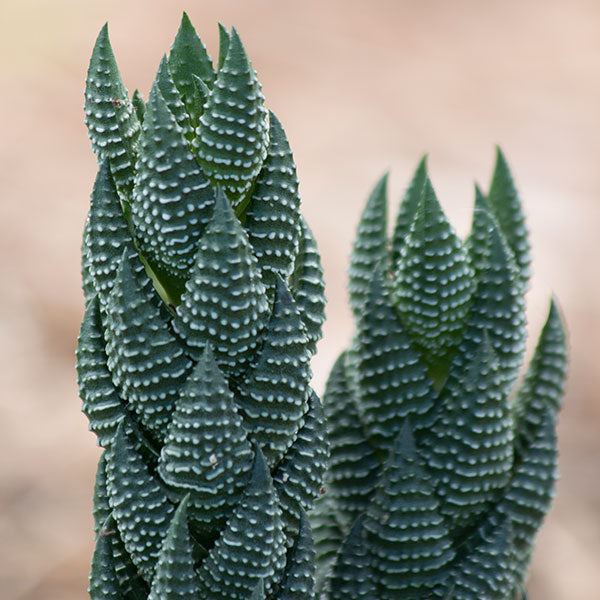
[{"left": 1, "top": 1, "right": 599, "bottom": 598}]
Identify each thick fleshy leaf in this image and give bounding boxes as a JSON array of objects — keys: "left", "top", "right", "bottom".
[
  {"left": 131, "top": 82, "right": 214, "bottom": 291},
  {"left": 235, "top": 277, "right": 311, "bottom": 467},
  {"left": 106, "top": 424, "right": 175, "bottom": 582},
  {"left": 289, "top": 217, "right": 326, "bottom": 356},
  {"left": 245, "top": 111, "right": 302, "bottom": 294},
  {"left": 105, "top": 252, "right": 193, "bottom": 441},
  {"left": 168, "top": 13, "right": 215, "bottom": 112},
  {"left": 465, "top": 209, "right": 526, "bottom": 394},
  {"left": 93, "top": 452, "right": 112, "bottom": 536},
  {"left": 487, "top": 147, "right": 531, "bottom": 293},
  {"left": 390, "top": 155, "right": 428, "bottom": 266},
  {"left": 273, "top": 391, "right": 329, "bottom": 540},
  {"left": 157, "top": 345, "right": 254, "bottom": 530},
  {"left": 197, "top": 450, "right": 286, "bottom": 599},
  {"left": 195, "top": 28, "right": 269, "bottom": 209},
  {"left": 348, "top": 173, "right": 388, "bottom": 318},
  {"left": 322, "top": 352, "right": 380, "bottom": 525},
  {"left": 392, "top": 178, "right": 474, "bottom": 374},
  {"left": 173, "top": 189, "right": 269, "bottom": 375},
  {"left": 84, "top": 24, "right": 140, "bottom": 193},
  {"left": 148, "top": 496, "right": 200, "bottom": 600},
  {"left": 424, "top": 334, "right": 513, "bottom": 538},
  {"left": 132, "top": 89, "right": 146, "bottom": 122},
  {"left": 217, "top": 24, "right": 230, "bottom": 70},
  {"left": 110, "top": 523, "right": 150, "bottom": 600},
  {"left": 278, "top": 511, "right": 317, "bottom": 600},
  {"left": 513, "top": 299, "right": 567, "bottom": 454},
  {"left": 85, "top": 161, "right": 135, "bottom": 304},
  {"left": 329, "top": 516, "right": 376, "bottom": 600},
  {"left": 356, "top": 267, "right": 436, "bottom": 454},
  {"left": 364, "top": 423, "right": 454, "bottom": 599},
  {"left": 77, "top": 296, "right": 127, "bottom": 447},
  {"left": 447, "top": 518, "right": 516, "bottom": 600},
  {"left": 154, "top": 55, "right": 193, "bottom": 139},
  {"left": 89, "top": 522, "right": 124, "bottom": 600}
]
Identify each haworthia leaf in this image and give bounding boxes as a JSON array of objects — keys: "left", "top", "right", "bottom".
[
  {"left": 348, "top": 172, "right": 389, "bottom": 319},
  {"left": 289, "top": 217, "right": 326, "bottom": 356},
  {"left": 217, "top": 24, "right": 230, "bottom": 73},
  {"left": 89, "top": 523, "right": 124, "bottom": 600},
  {"left": 465, "top": 209, "right": 526, "bottom": 394},
  {"left": 311, "top": 494, "right": 346, "bottom": 595},
  {"left": 77, "top": 295, "right": 127, "bottom": 447},
  {"left": 424, "top": 334, "right": 513, "bottom": 538},
  {"left": 110, "top": 522, "right": 150, "bottom": 600},
  {"left": 329, "top": 516, "right": 376, "bottom": 600},
  {"left": 105, "top": 251, "right": 193, "bottom": 441},
  {"left": 173, "top": 189, "right": 269, "bottom": 375},
  {"left": 513, "top": 299, "right": 567, "bottom": 454},
  {"left": 84, "top": 24, "right": 140, "bottom": 193},
  {"left": 197, "top": 450, "right": 286, "bottom": 599},
  {"left": 250, "top": 580, "right": 265, "bottom": 600},
  {"left": 85, "top": 161, "right": 135, "bottom": 305},
  {"left": 235, "top": 276, "right": 311, "bottom": 468},
  {"left": 392, "top": 178, "right": 474, "bottom": 374},
  {"left": 195, "top": 27, "right": 269, "bottom": 209},
  {"left": 148, "top": 496, "right": 200, "bottom": 600},
  {"left": 132, "top": 89, "right": 146, "bottom": 123},
  {"left": 355, "top": 267, "right": 436, "bottom": 455},
  {"left": 154, "top": 55, "right": 193, "bottom": 139},
  {"left": 465, "top": 185, "right": 496, "bottom": 278},
  {"left": 81, "top": 218, "right": 96, "bottom": 307},
  {"left": 131, "top": 81, "right": 215, "bottom": 293},
  {"left": 93, "top": 452, "right": 112, "bottom": 536},
  {"left": 106, "top": 424, "right": 175, "bottom": 582},
  {"left": 190, "top": 74, "right": 211, "bottom": 128},
  {"left": 487, "top": 147, "right": 531, "bottom": 293},
  {"left": 157, "top": 345, "right": 254, "bottom": 531},
  {"left": 245, "top": 111, "right": 302, "bottom": 294},
  {"left": 168, "top": 12, "right": 216, "bottom": 110},
  {"left": 322, "top": 352, "right": 380, "bottom": 525},
  {"left": 273, "top": 391, "right": 329, "bottom": 540},
  {"left": 390, "top": 155, "right": 428, "bottom": 266},
  {"left": 496, "top": 409, "right": 558, "bottom": 572},
  {"left": 277, "top": 511, "right": 317, "bottom": 600},
  {"left": 364, "top": 422, "right": 454, "bottom": 599},
  {"left": 447, "top": 518, "right": 516, "bottom": 600}
]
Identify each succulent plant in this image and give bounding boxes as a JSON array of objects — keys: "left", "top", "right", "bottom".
[
  {"left": 78, "top": 14, "right": 327, "bottom": 600},
  {"left": 312, "top": 150, "right": 567, "bottom": 600}
]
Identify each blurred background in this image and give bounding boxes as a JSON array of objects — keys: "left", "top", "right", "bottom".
[{"left": 1, "top": 0, "right": 598, "bottom": 598}]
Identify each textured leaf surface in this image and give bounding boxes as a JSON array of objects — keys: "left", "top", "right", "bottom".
[
  {"left": 245, "top": 112, "right": 302, "bottom": 294},
  {"left": 289, "top": 217, "right": 326, "bottom": 356},
  {"left": 105, "top": 252, "right": 193, "bottom": 440},
  {"left": 487, "top": 147, "right": 531, "bottom": 293},
  {"left": 197, "top": 450, "right": 286, "bottom": 599},
  {"left": 107, "top": 424, "right": 175, "bottom": 582},
  {"left": 148, "top": 496, "right": 200, "bottom": 600},
  {"left": 322, "top": 352, "right": 380, "bottom": 525},
  {"left": 85, "top": 161, "right": 135, "bottom": 303},
  {"left": 195, "top": 28, "right": 268, "bottom": 208},
  {"left": 364, "top": 423, "right": 454, "bottom": 598},
  {"left": 235, "top": 277, "right": 312, "bottom": 467},
  {"left": 277, "top": 511, "right": 316, "bottom": 600},
  {"left": 77, "top": 296, "right": 127, "bottom": 447},
  {"left": 131, "top": 81, "right": 214, "bottom": 289},
  {"left": 356, "top": 268, "right": 436, "bottom": 454},
  {"left": 89, "top": 524, "right": 124, "bottom": 600},
  {"left": 173, "top": 189, "right": 269, "bottom": 375},
  {"left": 392, "top": 178, "right": 474, "bottom": 372},
  {"left": 84, "top": 24, "right": 140, "bottom": 192},
  {"left": 348, "top": 173, "right": 388, "bottom": 319},
  {"left": 157, "top": 345, "right": 254, "bottom": 530}
]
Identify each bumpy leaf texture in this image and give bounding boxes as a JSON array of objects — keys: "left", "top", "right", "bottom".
[
  {"left": 314, "top": 155, "right": 567, "bottom": 600},
  {"left": 78, "top": 15, "right": 327, "bottom": 600}
]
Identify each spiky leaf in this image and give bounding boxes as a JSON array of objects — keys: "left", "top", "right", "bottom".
[
  {"left": 84, "top": 24, "right": 140, "bottom": 193},
  {"left": 348, "top": 173, "right": 388, "bottom": 318},
  {"left": 157, "top": 345, "right": 254, "bottom": 530},
  {"left": 173, "top": 189, "right": 269, "bottom": 375},
  {"left": 89, "top": 523, "right": 124, "bottom": 600},
  {"left": 154, "top": 55, "right": 193, "bottom": 139},
  {"left": 195, "top": 28, "right": 269, "bottom": 209}
]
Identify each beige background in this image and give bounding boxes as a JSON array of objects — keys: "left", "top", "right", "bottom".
[{"left": 1, "top": 1, "right": 599, "bottom": 598}]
